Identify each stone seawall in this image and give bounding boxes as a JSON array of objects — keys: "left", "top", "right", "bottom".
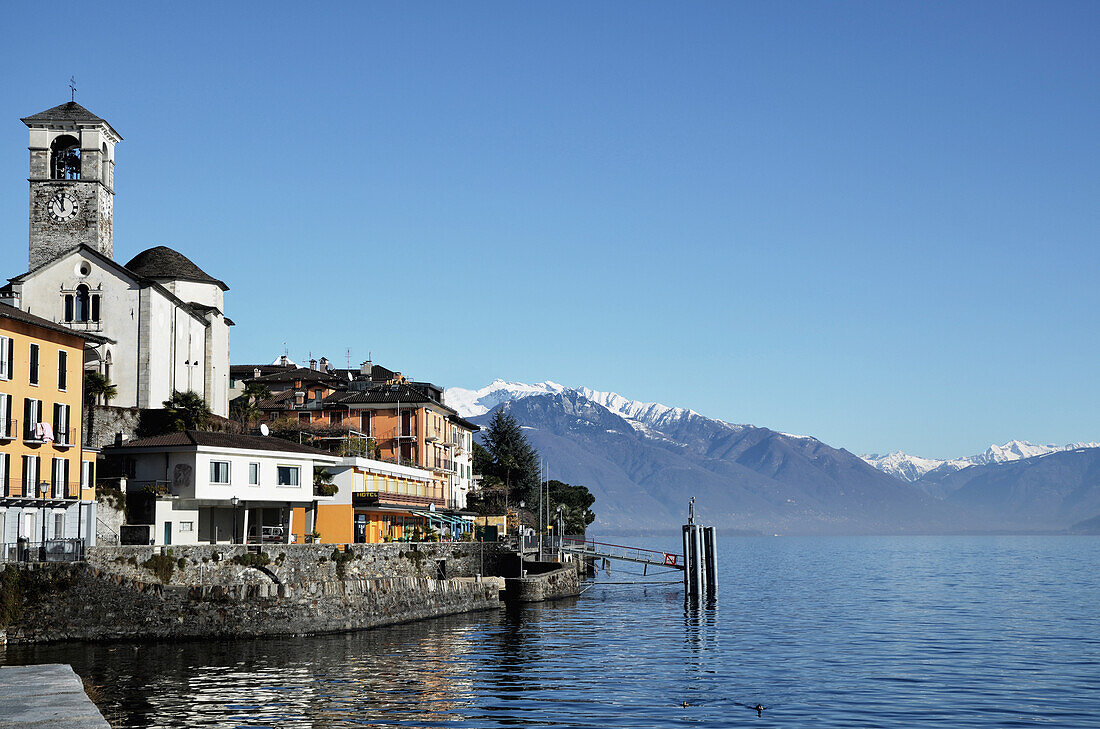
[
  {"left": 86, "top": 542, "right": 510, "bottom": 586},
  {"left": 2, "top": 563, "right": 499, "bottom": 644},
  {"left": 504, "top": 563, "right": 582, "bottom": 602}
]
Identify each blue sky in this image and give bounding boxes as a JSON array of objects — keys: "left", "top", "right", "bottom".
[{"left": 1, "top": 2, "right": 1097, "bottom": 459}]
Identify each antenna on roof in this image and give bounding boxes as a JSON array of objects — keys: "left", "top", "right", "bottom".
[
  {"left": 346, "top": 348, "right": 351, "bottom": 369},
  {"left": 69, "top": 76, "right": 77, "bottom": 102}
]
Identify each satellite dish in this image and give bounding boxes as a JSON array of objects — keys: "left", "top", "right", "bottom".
[{"left": 259, "top": 424, "right": 270, "bottom": 436}]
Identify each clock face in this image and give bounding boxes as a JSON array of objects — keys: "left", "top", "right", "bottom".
[{"left": 48, "top": 192, "right": 79, "bottom": 223}]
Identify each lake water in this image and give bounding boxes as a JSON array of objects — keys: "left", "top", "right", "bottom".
[{"left": 4, "top": 536, "right": 1099, "bottom": 728}]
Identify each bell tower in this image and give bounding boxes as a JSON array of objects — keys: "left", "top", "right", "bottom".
[{"left": 22, "top": 101, "right": 121, "bottom": 269}]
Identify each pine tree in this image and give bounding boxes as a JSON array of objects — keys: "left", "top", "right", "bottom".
[{"left": 482, "top": 409, "right": 541, "bottom": 505}]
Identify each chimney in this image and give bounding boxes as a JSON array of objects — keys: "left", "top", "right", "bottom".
[
  {"left": 295, "top": 391, "right": 305, "bottom": 406},
  {"left": 309, "top": 358, "right": 318, "bottom": 371},
  {"left": 359, "top": 360, "right": 372, "bottom": 376},
  {"left": 0, "top": 289, "right": 19, "bottom": 309},
  {"left": 278, "top": 355, "right": 288, "bottom": 366},
  {"left": 253, "top": 368, "right": 261, "bottom": 378}
]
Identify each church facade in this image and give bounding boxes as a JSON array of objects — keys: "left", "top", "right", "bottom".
[{"left": 2, "top": 102, "right": 231, "bottom": 432}]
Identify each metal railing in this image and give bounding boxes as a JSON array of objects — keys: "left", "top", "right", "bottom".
[
  {"left": 561, "top": 537, "right": 683, "bottom": 568},
  {"left": 2, "top": 479, "right": 83, "bottom": 499},
  {"left": 0, "top": 538, "right": 85, "bottom": 563},
  {"left": 53, "top": 428, "right": 78, "bottom": 447},
  {"left": 0, "top": 418, "right": 16, "bottom": 439}
]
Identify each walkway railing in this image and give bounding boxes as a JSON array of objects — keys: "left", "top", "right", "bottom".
[
  {"left": 560, "top": 537, "right": 683, "bottom": 569},
  {"left": 0, "top": 538, "right": 85, "bottom": 563}
]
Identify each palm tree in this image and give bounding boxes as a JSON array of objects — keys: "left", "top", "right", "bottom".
[
  {"left": 163, "top": 390, "right": 212, "bottom": 431},
  {"left": 83, "top": 370, "right": 117, "bottom": 445}
]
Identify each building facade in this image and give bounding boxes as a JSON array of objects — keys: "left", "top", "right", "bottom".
[
  {"left": 0, "top": 303, "right": 100, "bottom": 558},
  {"left": 104, "top": 431, "right": 339, "bottom": 546}
]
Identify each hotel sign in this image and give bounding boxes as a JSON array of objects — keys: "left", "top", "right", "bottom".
[{"left": 353, "top": 491, "right": 380, "bottom": 507}]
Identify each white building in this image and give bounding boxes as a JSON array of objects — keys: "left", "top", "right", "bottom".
[
  {"left": 1, "top": 102, "right": 232, "bottom": 429},
  {"left": 105, "top": 431, "right": 338, "bottom": 546}
]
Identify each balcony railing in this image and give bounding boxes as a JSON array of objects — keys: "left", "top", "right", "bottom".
[
  {"left": 2, "top": 480, "right": 84, "bottom": 499},
  {"left": 0, "top": 419, "right": 15, "bottom": 440},
  {"left": 22, "top": 423, "right": 74, "bottom": 445},
  {"left": 134, "top": 480, "right": 173, "bottom": 496},
  {"left": 53, "top": 428, "right": 77, "bottom": 447},
  {"left": 0, "top": 539, "right": 86, "bottom": 563}
]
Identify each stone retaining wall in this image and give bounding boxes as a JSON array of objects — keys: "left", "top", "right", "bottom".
[
  {"left": 504, "top": 563, "right": 582, "bottom": 602},
  {"left": 86, "top": 542, "right": 510, "bottom": 586},
  {"left": 1, "top": 563, "right": 499, "bottom": 644}
]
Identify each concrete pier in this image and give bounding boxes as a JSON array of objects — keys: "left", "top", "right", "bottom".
[{"left": 0, "top": 664, "right": 110, "bottom": 728}]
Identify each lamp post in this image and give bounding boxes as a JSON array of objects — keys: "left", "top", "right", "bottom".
[
  {"left": 231, "top": 496, "right": 240, "bottom": 544},
  {"left": 38, "top": 480, "right": 49, "bottom": 560},
  {"left": 518, "top": 500, "right": 525, "bottom": 546}
]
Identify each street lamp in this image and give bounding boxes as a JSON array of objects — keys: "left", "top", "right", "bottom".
[
  {"left": 231, "top": 496, "right": 240, "bottom": 544},
  {"left": 38, "top": 480, "right": 49, "bottom": 560}
]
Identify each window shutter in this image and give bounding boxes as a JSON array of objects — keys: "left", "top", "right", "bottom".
[
  {"left": 64, "top": 459, "right": 70, "bottom": 498},
  {"left": 91, "top": 295, "right": 100, "bottom": 322},
  {"left": 64, "top": 295, "right": 73, "bottom": 322},
  {"left": 6, "top": 337, "right": 12, "bottom": 379}
]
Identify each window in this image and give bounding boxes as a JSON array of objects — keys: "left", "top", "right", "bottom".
[
  {"left": 54, "top": 403, "right": 71, "bottom": 445},
  {"left": 52, "top": 458, "right": 66, "bottom": 498},
  {"left": 276, "top": 465, "right": 299, "bottom": 487},
  {"left": 0, "top": 393, "right": 11, "bottom": 438},
  {"left": 24, "top": 398, "right": 41, "bottom": 440},
  {"left": 249, "top": 462, "right": 259, "bottom": 486},
  {"left": 82, "top": 460, "right": 93, "bottom": 491},
  {"left": 180, "top": 521, "right": 194, "bottom": 532},
  {"left": 91, "top": 294, "right": 100, "bottom": 322},
  {"left": 210, "top": 461, "right": 230, "bottom": 484},
  {"left": 313, "top": 389, "right": 323, "bottom": 401},
  {"left": 50, "top": 135, "right": 81, "bottom": 179},
  {"left": 0, "top": 335, "right": 11, "bottom": 379},
  {"left": 53, "top": 512, "right": 65, "bottom": 539},
  {"left": 74, "top": 285, "right": 90, "bottom": 322},
  {"left": 0, "top": 454, "right": 8, "bottom": 496},
  {"left": 29, "top": 343, "right": 39, "bottom": 385},
  {"left": 359, "top": 411, "right": 371, "bottom": 435},
  {"left": 58, "top": 350, "right": 67, "bottom": 390},
  {"left": 22, "top": 455, "right": 39, "bottom": 497}
]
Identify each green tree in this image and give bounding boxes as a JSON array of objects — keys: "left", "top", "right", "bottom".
[
  {"left": 482, "top": 409, "right": 541, "bottom": 505},
  {"left": 313, "top": 466, "right": 337, "bottom": 497},
  {"left": 83, "top": 370, "right": 117, "bottom": 443},
  {"left": 162, "top": 390, "right": 212, "bottom": 431},
  {"left": 546, "top": 479, "right": 596, "bottom": 535}
]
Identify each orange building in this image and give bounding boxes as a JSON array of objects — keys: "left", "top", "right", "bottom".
[{"left": 0, "top": 302, "right": 103, "bottom": 557}]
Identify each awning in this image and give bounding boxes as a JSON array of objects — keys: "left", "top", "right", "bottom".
[{"left": 408, "top": 509, "right": 472, "bottom": 533}]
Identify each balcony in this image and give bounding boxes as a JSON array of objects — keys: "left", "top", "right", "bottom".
[
  {"left": 430, "top": 457, "right": 454, "bottom": 473},
  {"left": 53, "top": 429, "right": 78, "bottom": 448},
  {"left": 134, "top": 480, "right": 173, "bottom": 496}
]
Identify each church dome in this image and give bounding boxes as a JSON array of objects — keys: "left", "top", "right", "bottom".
[{"left": 125, "top": 246, "right": 228, "bottom": 290}]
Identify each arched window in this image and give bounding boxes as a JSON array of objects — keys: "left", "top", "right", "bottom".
[
  {"left": 74, "top": 285, "right": 90, "bottom": 322},
  {"left": 101, "top": 143, "right": 110, "bottom": 185},
  {"left": 50, "top": 135, "right": 81, "bottom": 180}
]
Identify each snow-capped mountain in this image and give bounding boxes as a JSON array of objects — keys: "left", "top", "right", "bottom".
[
  {"left": 447, "top": 381, "right": 958, "bottom": 534},
  {"left": 862, "top": 440, "right": 1100, "bottom": 483},
  {"left": 446, "top": 380, "right": 566, "bottom": 418}
]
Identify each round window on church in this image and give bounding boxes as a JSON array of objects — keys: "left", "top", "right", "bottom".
[{"left": 76, "top": 261, "right": 91, "bottom": 277}]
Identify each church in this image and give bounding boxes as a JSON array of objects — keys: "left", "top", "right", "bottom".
[{"left": 2, "top": 102, "right": 231, "bottom": 435}]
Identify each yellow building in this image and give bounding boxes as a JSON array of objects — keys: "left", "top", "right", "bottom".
[
  {"left": 315, "top": 456, "right": 472, "bottom": 544},
  {"left": 0, "top": 302, "right": 103, "bottom": 558}
]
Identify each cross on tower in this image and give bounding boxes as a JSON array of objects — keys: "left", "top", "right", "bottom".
[{"left": 68, "top": 76, "right": 77, "bottom": 102}]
